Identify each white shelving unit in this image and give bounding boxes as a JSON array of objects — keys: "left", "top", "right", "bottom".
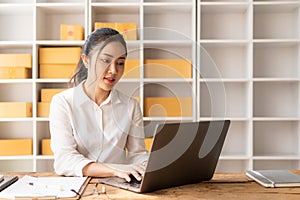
[
  {"left": 198, "top": 0, "right": 300, "bottom": 172},
  {"left": 0, "top": 0, "right": 299, "bottom": 173},
  {"left": 0, "top": 0, "right": 196, "bottom": 172}
]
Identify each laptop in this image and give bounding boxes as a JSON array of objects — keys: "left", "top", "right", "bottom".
[{"left": 100, "top": 120, "right": 231, "bottom": 193}]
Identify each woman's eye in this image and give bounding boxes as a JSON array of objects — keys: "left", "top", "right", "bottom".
[
  {"left": 117, "top": 62, "right": 125, "bottom": 67},
  {"left": 101, "top": 58, "right": 111, "bottom": 64}
]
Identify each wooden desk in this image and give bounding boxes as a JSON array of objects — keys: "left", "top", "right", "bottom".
[
  {"left": 82, "top": 172, "right": 300, "bottom": 200},
  {"left": 2, "top": 172, "right": 300, "bottom": 200}
]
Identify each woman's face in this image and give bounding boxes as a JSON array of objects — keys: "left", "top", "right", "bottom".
[{"left": 87, "top": 41, "right": 126, "bottom": 92}]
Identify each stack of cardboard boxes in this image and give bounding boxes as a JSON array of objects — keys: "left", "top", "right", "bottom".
[
  {"left": 37, "top": 88, "right": 66, "bottom": 118},
  {"left": 39, "top": 47, "right": 81, "bottom": 79},
  {"left": 0, "top": 54, "right": 33, "bottom": 155},
  {"left": 38, "top": 88, "right": 66, "bottom": 156},
  {"left": 39, "top": 88, "right": 66, "bottom": 156},
  {"left": 0, "top": 54, "right": 32, "bottom": 79},
  {"left": 143, "top": 59, "right": 193, "bottom": 117},
  {"left": 0, "top": 53, "right": 32, "bottom": 118}
]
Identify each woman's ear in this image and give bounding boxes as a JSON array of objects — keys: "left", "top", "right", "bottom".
[{"left": 81, "top": 54, "right": 89, "bottom": 68}]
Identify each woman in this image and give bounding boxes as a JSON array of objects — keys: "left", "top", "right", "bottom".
[{"left": 49, "top": 28, "right": 148, "bottom": 182}]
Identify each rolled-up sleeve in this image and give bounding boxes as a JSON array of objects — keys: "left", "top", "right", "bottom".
[{"left": 49, "top": 94, "right": 93, "bottom": 177}]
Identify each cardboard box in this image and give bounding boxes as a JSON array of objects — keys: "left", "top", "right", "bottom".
[
  {"left": 115, "top": 23, "right": 137, "bottom": 40},
  {"left": 144, "top": 59, "right": 192, "bottom": 78},
  {"left": 39, "top": 64, "right": 76, "bottom": 78},
  {"left": 123, "top": 60, "right": 140, "bottom": 78},
  {"left": 41, "top": 88, "right": 66, "bottom": 102},
  {"left": 60, "top": 24, "right": 84, "bottom": 40},
  {"left": 0, "top": 54, "right": 32, "bottom": 68},
  {"left": 94, "top": 22, "right": 137, "bottom": 40},
  {"left": 144, "top": 138, "right": 153, "bottom": 151},
  {"left": 0, "top": 102, "right": 32, "bottom": 118},
  {"left": 39, "top": 47, "right": 81, "bottom": 64},
  {"left": 0, "top": 67, "right": 31, "bottom": 79},
  {"left": 41, "top": 139, "right": 53, "bottom": 155},
  {"left": 94, "top": 22, "right": 116, "bottom": 30},
  {"left": 144, "top": 97, "right": 192, "bottom": 117},
  {"left": 0, "top": 139, "right": 32, "bottom": 156},
  {"left": 37, "top": 102, "right": 50, "bottom": 117}
]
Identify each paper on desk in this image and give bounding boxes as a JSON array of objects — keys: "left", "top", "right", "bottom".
[{"left": 0, "top": 175, "right": 87, "bottom": 199}]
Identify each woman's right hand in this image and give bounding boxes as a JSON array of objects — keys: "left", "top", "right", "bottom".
[{"left": 105, "top": 163, "right": 146, "bottom": 182}]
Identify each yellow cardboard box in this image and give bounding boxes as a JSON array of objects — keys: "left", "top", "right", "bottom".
[
  {"left": 123, "top": 60, "right": 140, "bottom": 78},
  {"left": 0, "top": 139, "right": 32, "bottom": 156},
  {"left": 39, "top": 64, "right": 76, "bottom": 78},
  {"left": 37, "top": 102, "right": 50, "bottom": 117},
  {"left": 115, "top": 23, "right": 137, "bottom": 40},
  {"left": 94, "top": 22, "right": 116, "bottom": 30},
  {"left": 39, "top": 47, "right": 81, "bottom": 64},
  {"left": 94, "top": 22, "right": 137, "bottom": 40},
  {"left": 0, "top": 54, "right": 32, "bottom": 68},
  {"left": 0, "top": 102, "right": 32, "bottom": 118},
  {"left": 60, "top": 24, "right": 84, "bottom": 40},
  {"left": 41, "top": 88, "right": 66, "bottom": 102},
  {"left": 41, "top": 139, "right": 53, "bottom": 155},
  {"left": 0, "top": 67, "right": 31, "bottom": 79},
  {"left": 144, "top": 59, "right": 192, "bottom": 78},
  {"left": 144, "top": 97, "right": 192, "bottom": 117}
]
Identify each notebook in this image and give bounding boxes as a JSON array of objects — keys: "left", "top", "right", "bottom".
[
  {"left": 246, "top": 170, "right": 300, "bottom": 188},
  {"left": 100, "top": 120, "right": 231, "bottom": 193},
  {"left": 0, "top": 175, "right": 89, "bottom": 199}
]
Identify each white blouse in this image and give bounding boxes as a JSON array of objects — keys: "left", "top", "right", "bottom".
[{"left": 49, "top": 82, "right": 149, "bottom": 177}]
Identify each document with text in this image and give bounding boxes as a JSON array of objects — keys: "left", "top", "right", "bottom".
[{"left": 0, "top": 175, "right": 88, "bottom": 199}]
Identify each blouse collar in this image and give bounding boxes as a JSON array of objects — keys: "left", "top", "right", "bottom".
[{"left": 74, "top": 81, "right": 122, "bottom": 107}]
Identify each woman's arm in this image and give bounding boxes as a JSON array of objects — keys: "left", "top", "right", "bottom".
[
  {"left": 50, "top": 92, "right": 145, "bottom": 181},
  {"left": 83, "top": 162, "right": 145, "bottom": 182},
  {"left": 49, "top": 93, "right": 93, "bottom": 176},
  {"left": 126, "top": 98, "right": 149, "bottom": 164}
]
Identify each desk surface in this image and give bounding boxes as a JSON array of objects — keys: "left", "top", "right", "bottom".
[{"left": 2, "top": 172, "right": 300, "bottom": 200}]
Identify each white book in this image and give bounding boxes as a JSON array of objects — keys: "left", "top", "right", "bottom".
[{"left": 246, "top": 170, "right": 300, "bottom": 188}]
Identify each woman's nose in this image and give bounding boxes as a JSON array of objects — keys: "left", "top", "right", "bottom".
[{"left": 107, "top": 62, "right": 117, "bottom": 74}]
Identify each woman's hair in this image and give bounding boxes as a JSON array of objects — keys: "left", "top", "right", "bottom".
[{"left": 69, "top": 28, "right": 127, "bottom": 86}]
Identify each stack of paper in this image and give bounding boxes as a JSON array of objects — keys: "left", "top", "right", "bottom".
[{"left": 0, "top": 175, "right": 87, "bottom": 199}]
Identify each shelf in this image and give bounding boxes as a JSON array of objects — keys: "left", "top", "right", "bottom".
[
  {"left": 254, "top": 42, "right": 299, "bottom": 79},
  {"left": 221, "top": 121, "right": 251, "bottom": 157},
  {"left": 0, "top": 121, "right": 33, "bottom": 138},
  {"left": 254, "top": 121, "right": 300, "bottom": 157},
  {"left": 200, "top": 42, "right": 251, "bottom": 79},
  {"left": 36, "top": 4, "right": 86, "bottom": 40},
  {"left": 200, "top": 82, "right": 251, "bottom": 118},
  {"left": 253, "top": 3, "right": 300, "bottom": 39},
  {"left": 0, "top": 160, "right": 34, "bottom": 172},
  {"left": 0, "top": 0, "right": 299, "bottom": 173},
  {"left": 200, "top": 3, "right": 251, "bottom": 40},
  {"left": 253, "top": 82, "right": 299, "bottom": 118},
  {"left": 143, "top": 3, "right": 194, "bottom": 40},
  {"left": 0, "top": 83, "right": 33, "bottom": 102},
  {"left": 0, "top": 5, "right": 33, "bottom": 41}
]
